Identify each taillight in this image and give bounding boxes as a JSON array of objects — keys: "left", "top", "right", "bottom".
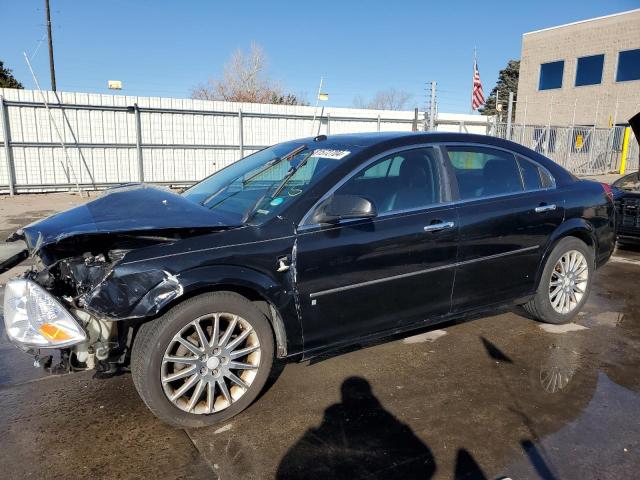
[{"left": 601, "top": 183, "right": 613, "bottom": 201}]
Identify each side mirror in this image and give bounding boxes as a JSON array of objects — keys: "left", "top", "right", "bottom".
[{"left": 312, "top": 194, "right": 377, "bottom": 224}]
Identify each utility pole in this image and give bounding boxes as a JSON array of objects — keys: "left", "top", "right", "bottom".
[
  {"left": 428, "top": 81, "right": 437, "bottom": 131},
  {"left": 45, "top": 0, "right": 57, "bottom": 91}
]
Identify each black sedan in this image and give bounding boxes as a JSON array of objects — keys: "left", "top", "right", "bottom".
[{"left": 3, "top": 132, "right": 615, "bottom": 427}]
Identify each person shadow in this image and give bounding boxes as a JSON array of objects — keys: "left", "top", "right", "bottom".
[{"left": 276, "top": 376, "right": 436, "bottom": 479}]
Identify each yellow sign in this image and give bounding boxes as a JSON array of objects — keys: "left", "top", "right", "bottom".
[
  {"left": 575, "top": 134, "right": 583, "bottom": 149},
  {"left": 108, "top": 80, "right": 122, "bottom": 90},
  {"left": 318, "top": 93, "right": 329, "bottom": 101}
]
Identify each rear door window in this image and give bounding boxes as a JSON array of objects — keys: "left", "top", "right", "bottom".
[{"left": 445, "top": 145, "right": 524, "bottom": 200}]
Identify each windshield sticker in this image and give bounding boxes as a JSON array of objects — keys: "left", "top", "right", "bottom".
[
  {"left": 270, "top": 197, "right": 284, "bottom": 206},
  {"left": 287, "top": 187, "right": 303, "bottom": 197},
  {"left": 312, "top": 149, "right": 351, "bottom": 160}
]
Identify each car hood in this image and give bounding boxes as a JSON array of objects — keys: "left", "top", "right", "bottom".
[{"left": 11, "top": 184, "right": 240, "bottom": 253}]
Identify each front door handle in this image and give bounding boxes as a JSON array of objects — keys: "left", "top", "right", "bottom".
[
  {"left": 535, "top": 204, "right": 557, "bottom": 213},
  {"left": 423, "top": 221, "right": 455, "bottom": 233}
]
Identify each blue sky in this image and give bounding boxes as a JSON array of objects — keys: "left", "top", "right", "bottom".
[{"left": 1, "top": 0, "right": 637, "bottom": 112}]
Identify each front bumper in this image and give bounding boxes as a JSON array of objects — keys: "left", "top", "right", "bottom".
[{"left": 3, "top": 278, "right": 87, "bottom": 350}]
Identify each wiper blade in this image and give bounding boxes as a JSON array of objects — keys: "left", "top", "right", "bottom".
[
  {"left": 270, "top": 149, "right": 315, "bottom": 199},
  {"left": 199, "top": 144, "right": 307, "bottom": 207},
  {"left": 240, "top": 145, "right": 309, "bottom": 224},
  {"left": 243, "top": 144, "right": 307, "bottom": 184}
]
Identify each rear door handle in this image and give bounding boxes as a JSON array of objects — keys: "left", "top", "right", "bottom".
[
  {"left": 535, "top": 204, "right": 557, "bottom": 213},
  {"left": 423, "top": 221, "right": 455, "bottom": 233}
]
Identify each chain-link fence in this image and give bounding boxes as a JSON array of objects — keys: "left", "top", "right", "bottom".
[{"left": 492, "top": 123, "right": 639, "bottom": 175}]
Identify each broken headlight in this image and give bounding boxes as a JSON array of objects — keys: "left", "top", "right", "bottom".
[{"left": 3, "top": 278, "right": 86, "bottom": 348}]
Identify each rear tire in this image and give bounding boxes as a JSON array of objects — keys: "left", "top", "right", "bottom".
[
  {"left": 131, "top": 291, "right": 274, "bottom": 428},
  {"left": 523, "top": 237, "right": 594, "bottom": 325}
]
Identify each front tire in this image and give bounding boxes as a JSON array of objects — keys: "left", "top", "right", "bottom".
[
  {"left": 131, "top": 291, "right": 274, "bottom": 428},
  {"left": 523, "top": 237, "right": 594, "bottom": 325}
]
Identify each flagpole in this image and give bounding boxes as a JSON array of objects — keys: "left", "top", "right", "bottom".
[{"left": 470, "top": 47, "right": 476, "bottom": 114}]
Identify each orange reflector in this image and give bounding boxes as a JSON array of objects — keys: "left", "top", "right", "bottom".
[{"left": 38, "top": 323, "right": 73, "bottom": 342}]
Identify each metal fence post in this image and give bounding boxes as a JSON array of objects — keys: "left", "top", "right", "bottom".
[
  {"left": 238, "top": 109, "right": 244, "bottom": 158},
  {"left": 620, "top": 127, "right": 631, "bottom": 174},
  {"left": 133, "top": 103, "right": 144, "bottom": 182},
  {"left": 377, "top": 114, "right": 381, "bottom": 132},
  {"left": 326, "top": 113, "right": 331, "bottom": 135},
  {"left": 0, "top": 96, "right": 16, "bottom": 195},
  {"left": 506, "top": 91, "right": 514, "bottom": 139}
]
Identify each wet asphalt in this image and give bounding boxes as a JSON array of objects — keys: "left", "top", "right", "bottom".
[{"left": 1, "top": 247, "right": 640, "bottom": 479}]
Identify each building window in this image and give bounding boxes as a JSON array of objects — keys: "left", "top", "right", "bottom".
[
  {"left": 575, "top": 54, "right": 604, "bottom": 86},
  {"left": 539, "top": 61, "right": 564, "bottom": 90},
  {"left": 616, "top": 49, "right": 640, "bottom": 82}
]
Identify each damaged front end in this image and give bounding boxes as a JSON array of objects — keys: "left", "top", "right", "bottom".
[
  {"left": 2, "top": 184, "right": 238, "bottom": 376},
  {"left": 3, "top": 234, "right": 188, "bottom": 376}
]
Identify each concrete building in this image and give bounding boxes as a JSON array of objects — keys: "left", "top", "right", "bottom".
[{"left": 515, "top": 9, "right": 640, "bottom": 128}]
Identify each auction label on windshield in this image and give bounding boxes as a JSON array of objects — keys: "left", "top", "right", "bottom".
[{"left": 312, "top": 149, "right": 351, "bottom": 160}]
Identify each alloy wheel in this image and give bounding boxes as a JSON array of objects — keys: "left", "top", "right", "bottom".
[
  {"left": 161, "top": 312, "right": 261, "bottom": 414},
  {"left": 548, "top": 250, "right": 589, "bottom": 315}
]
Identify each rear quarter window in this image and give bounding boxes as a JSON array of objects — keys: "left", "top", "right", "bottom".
[{"left": 518, "top": 157, "right": 542, "bottom": 191}]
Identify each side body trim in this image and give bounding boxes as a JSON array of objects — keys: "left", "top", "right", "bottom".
[{"left": 309, "top": 245, "right": 540, "bottom": 299}]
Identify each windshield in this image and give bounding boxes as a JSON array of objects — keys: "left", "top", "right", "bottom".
[
  {"left": 182, "top": 143, "right": 352, "bottom": 223},
  {"left": 613, "top": 172, "right": 640, "bottom": 191}
]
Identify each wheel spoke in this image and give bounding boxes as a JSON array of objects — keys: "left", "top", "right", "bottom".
[
  {"left": 550, "top": 286, "right": 562, "bottom": 299},
  {"left": 193, "top": 321, "right": 208, "bottom": 350},
  {"left": 176, "top": 336, "right": 204, "bottom": 356},
  {"left": 170, "top": 373, "right": 200, "bottom": 401},
  {"left": 210, "top": 313, "right": 220, "bottom": 348},
  {"left": 163, "top": 365, "right": 197, "bottom": 384},
  {"left": 226, "top": 372, "right": 249, "bottom": 390},
  {"left": 206, "top": 380, "right": 215, "bottom": 413},
  {"left": 217, "top": 378, "right": 232, "bottom": 404},
  {"left": 561, "top": 292, "right": 569, "bottom": 312},
  {"left": 218, "top": 316, "right": 238, "bottom": 347},
  {"left": 569, "top": 290, "right": 578, "bottom": 305},
  {"left": 228, "top": 360, "right": 258, "bottom": 370},
  {"left": 163, "top": 355, "right": 198, "bottom": 365},
  {"left": 229, "top": 344, "right": 260, "bottom": 359},
  {"left": 187, "top": 379, "right": 207, "bottom": 411},
  {"left": 226, "top": 327, "right": 253, "bottom": 351},
  {"left": 552, "top": 291, "right": 564, "bottom": 309},
  {"left": 559, "top": 257, "right": 567, "bottom": 274}
]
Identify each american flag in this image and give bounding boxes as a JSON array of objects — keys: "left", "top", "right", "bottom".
[{"left": 471, "top": 62, "right": 485, "bottom": 110}]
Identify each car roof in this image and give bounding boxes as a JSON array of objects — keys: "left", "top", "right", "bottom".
[
  {"left": 295, "top": 131, "right": 516, "bottom": 148},
  {"left": 280, "top": 131, "right": 575, "bottom": 185}
]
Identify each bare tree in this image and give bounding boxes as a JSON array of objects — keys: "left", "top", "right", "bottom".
[
  {"left": 191, "top": 43, "right": 303, "bottom": 105},
  {"left": 353, "top": 88, "right": 412, "bottom": 110}
]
